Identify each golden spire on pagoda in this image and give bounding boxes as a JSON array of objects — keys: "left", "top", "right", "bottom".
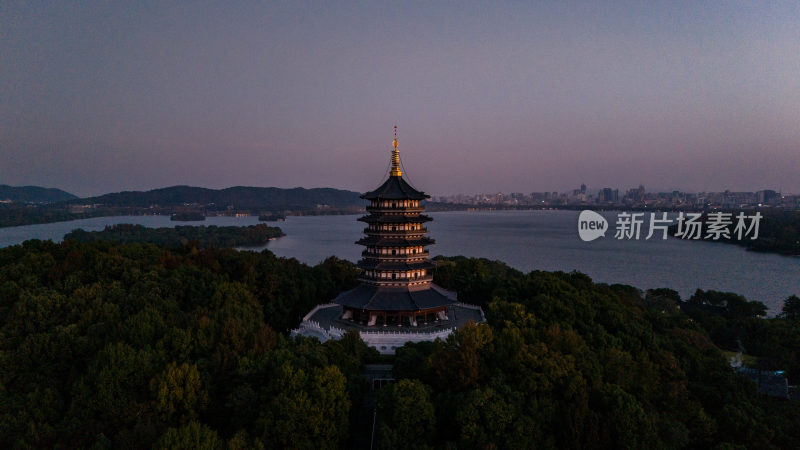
[{"left": 390, "top": 125, "right": 402, "bottom": 177}]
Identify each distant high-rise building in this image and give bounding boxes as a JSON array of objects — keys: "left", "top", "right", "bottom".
[
  {"left": 757, "top": 190, "right": 778, "bottom": 204},
  {"left": 600, "top": 187, "right": 618, "bottom": 203}
]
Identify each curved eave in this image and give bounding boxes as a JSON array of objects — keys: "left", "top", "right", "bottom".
[
  {"left": 361, "top": 175, "right": 429, "bottom": 200},
  {"left": 357, "top": 260, "right": 435, "bottom": 271},
  {"left": 356, "top": 236, "right": 435, "bottom": 246},
  {"left": 358, "top": 214, "right": 432, "bottom": 224},
  {"left": 363, "top": 229, "right": 428, "bottom": 237},
  {"left": 334, "top": 283, "right": 457, "bottom": 311}
]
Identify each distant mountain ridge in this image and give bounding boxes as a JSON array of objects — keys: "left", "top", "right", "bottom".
[
  {"left": 0, "top": 185, "right": 78, "bottom": 203},
  {"left": 76, "top": 185, "right": 365, "bottom": 210}
]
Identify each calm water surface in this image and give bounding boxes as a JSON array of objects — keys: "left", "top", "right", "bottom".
[{"left": 1, "top": 211, "right": 797, "bottom": 313}]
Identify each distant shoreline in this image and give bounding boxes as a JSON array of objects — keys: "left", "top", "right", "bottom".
[
  {"left": 0, "top": 206, "right": 365, "bottom": 229},
  {"left": 63, "top": 223, "right": 285, "bottom": 248}
]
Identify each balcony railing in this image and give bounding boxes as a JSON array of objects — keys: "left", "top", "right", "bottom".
[
  {"left": 365, "top": 206, "right": 425, "bottom": 213},
  {"left": 361, "top": 250, "right": 430, "bottom": 259},
  {"left": 362, "top": 228, "right": 428, "bottom": 236},
  {"left": 358, "top": 274, "right": 434, "bottom": 284}
]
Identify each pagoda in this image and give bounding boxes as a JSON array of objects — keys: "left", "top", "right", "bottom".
[{"left": 292, "top": 127, "right": 485, "bottom": 354}]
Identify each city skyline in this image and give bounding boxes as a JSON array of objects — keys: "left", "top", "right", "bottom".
[
  {"left": 2, "top": 2, "right": 799, "bottom": 197},
  {"left": 433, "top": 185, "right": 795, "bottom": 209}
]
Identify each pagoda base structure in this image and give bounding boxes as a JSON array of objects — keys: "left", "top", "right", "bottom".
[
  {"left": 292, "top": 300, "right": 485, "bottom": 355},
  {"left": 292, "top": 266, "right": 486, "bottom": 355}
]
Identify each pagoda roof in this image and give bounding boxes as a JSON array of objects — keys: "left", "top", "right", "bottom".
[
  {"left": 357, "top": 259, "right": 435, "bottom": 271},
  {"left": 361, "top": 175, "right": 429, "bottom": 200},
  {"left": 356, "top": 236, "right": 434, "bottom": 246},
  {"left": 334, "top": 283, "right": 457, "bottom": 311},
  {"left": 358, "top": 214, "right": 432, "bottom": 224}
]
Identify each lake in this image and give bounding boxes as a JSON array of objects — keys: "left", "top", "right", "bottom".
[{"left": 1, "top": 210, "right": 797, "bottom": 314}]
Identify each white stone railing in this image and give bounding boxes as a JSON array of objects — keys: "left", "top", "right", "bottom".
[
  {"left": 291, "top": 320, "right": 323, "bottom": 335},
  {"left": 359, "top": 328, "right": 456, "bottom": 354},
  {"left": 294, "top": 314, "right": 460, "bottom": 354},
  {"left": 358, "top": 327, "right": 456, "bottom": 337},
  {"left": 326, "top": 326, "right": 346, "bottom": 339},
  {"left": 326, "top": 323, "right": 457, "bottom": 338},
  {"left": 293, "top": 302, "right": 486, "bottom": 352}
]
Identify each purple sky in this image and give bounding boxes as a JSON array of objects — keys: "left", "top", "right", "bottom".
[{"left": 2, "top": 1, "right": 799, "bottom": 197}]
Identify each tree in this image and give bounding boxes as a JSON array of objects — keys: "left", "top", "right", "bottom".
[
  {"left": 597, "top": 384, "right": 658, "bottom": 449},
  {"left": 150, "top": 362, "right": 208, "bottom": 424},
  {"left": 780, "top": 295, "right": 800, "bottom": 321},
  {"left": 376, "top": 379, "right": 436, "bottom": 450},
  {"left": 156, "top": 421, "right": 221, "bottom": 450},
  {"left": 429, "top": 322, "right": 493, "bottom": 390},
  {"left": 256, "top": 362, "right": 350, "bottom": 449},
  {"left": 454, "top": 387, "right": 533, "bottom": 449}
]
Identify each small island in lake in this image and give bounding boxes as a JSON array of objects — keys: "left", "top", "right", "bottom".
[
  {"left": 64, "top": 223, "right": 284, "bottom": 248},
  {"left": 170, "top": 212, "right": 206, "bottom": 221},
  {"left": 258, "top": 213, "right": 286, "bottom": 221}
]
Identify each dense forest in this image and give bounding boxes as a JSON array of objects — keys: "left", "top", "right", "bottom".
[
  {"left": 0, "top": 241, "right": 798, "bottom": 448},
  {"left": 64, "top": 224, "right": 284, "bottom": 248}
]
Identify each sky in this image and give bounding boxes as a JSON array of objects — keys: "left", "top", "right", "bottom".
[{"left": 1, "top": 1, "right": 799, "bottom": 197}]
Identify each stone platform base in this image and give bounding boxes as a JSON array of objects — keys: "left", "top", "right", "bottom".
[{"left": 291, "top": 303, "right": 485, "bottom": 355}]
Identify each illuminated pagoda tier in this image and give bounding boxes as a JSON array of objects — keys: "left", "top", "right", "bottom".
[{"left": 292, "top": 127, "right": 485, "bottom": 354}]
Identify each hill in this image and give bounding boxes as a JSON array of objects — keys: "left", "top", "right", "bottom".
[
  {"left": 78, "top": 185, "right": 365, "bottom": 209},
  {"left": 0, "top": 184, "right": 77, "bottom": 203},
  {"left": 1, "top": 185, "right": 366, "bottom": 228}
]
